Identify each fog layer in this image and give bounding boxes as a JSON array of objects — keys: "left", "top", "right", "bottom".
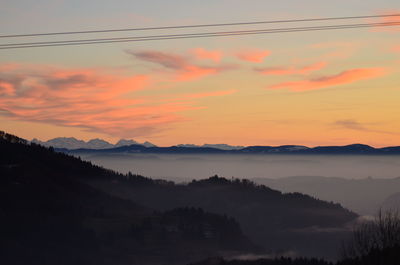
[
  {"left": 75, "top": 153, "right": 400, "bottom": 216},
  {"left": 76, "top": 153, "right": 400, "bottom": 181}
]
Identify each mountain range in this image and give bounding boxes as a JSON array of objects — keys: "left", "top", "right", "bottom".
[
  {"left": 32, "top": 137, "right": 400, "bottom": 154},
  {"left": 32, "top": 137, "right": 248, "bottom": 150},
  {"left": 65, "top": 143, "right": 400, "bottom": 155},
  {"left": 32, "top": 137, "right": 156, "bottom": 149}
]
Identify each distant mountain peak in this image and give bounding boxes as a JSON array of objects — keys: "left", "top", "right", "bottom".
[
  {"left": 31, "top": 137, "right": 157, "bottom": 150},
  {"left": 88, "top": 138, "right": 107, "bottom": 142},
  {"left": 115, "top": 139, "right": 139, "bottom": 147},
  {"left": 345, "top": 143, "right": 374, "bottom": 148},
  {"left": 142, "top": 141, "right": 156, "bottom": 147},
  {"left": 27, "top": 136, "right": 400, "bottom": 154}
]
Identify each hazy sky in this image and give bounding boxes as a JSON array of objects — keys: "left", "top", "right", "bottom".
[{"left": 1, "top": 0, "right": 400, "bottom": 146}]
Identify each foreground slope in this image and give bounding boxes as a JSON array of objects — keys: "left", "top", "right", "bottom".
[{"left": 0, "top": 131, "right": 254, "bottom": 265}]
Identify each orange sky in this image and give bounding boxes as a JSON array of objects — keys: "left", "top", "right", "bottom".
[{"left": 1, "top": 7, "right": 400, "bottom": 147}]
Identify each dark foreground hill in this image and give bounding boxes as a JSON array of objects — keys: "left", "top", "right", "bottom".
[
  {"left": 0, "top": 131, "right": 254, "bottom": 265},
  {"left": 89, "top": 176, "right": 357, "bottom": 259}
]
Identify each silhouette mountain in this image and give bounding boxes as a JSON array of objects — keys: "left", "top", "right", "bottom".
[
  {"left": 63, "top": 143, "right": 400, "bottom": 154},
  {"left": 0, "top": 131, "right": 254, "bottom": 265}
]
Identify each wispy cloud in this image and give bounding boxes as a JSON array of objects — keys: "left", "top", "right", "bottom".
[
  {"left": 333, "top": 119, "right": 400, "bottom": 135},
  {"left": 334, "top": 120, "right": 369, "bottom": 131},
  {"left": 267, "top": 68, "right": 386, "bottom": 92},
  {"left": 0, "top": 64, "right": 236, "bottom": 138},
  {"left": 235, "top": 49, "right": 271, "bottom": 63},
  {"left": 127, "top": 50, "right": 234, "bottom": 81},
  {"left": 129, "top": 50, "right": 187, "bottom": 69},
  {"left": 190, "top": 48, "right": 223, "bottom": 62},
  {"left": 255, "top": 62, "right": 327, "bottom": 75}
]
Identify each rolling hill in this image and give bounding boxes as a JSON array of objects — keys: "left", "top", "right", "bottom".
[{"left": 0, "top": 131, "right": 254, "bottom": 265}]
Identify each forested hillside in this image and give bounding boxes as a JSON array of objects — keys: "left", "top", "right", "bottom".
[
  {"left": 0, "top": 131, "right": 255, "bottom": 265},
  {"left": 89, "top": 172, "right": 357, "bottom": 258}
]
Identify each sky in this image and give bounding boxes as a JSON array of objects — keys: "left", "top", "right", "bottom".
[{"left": 1, "top": 0, "right": 400, "bottom": 147}]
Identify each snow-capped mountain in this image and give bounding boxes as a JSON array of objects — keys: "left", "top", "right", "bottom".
[
  {"left": 31, "top": 137, "right": 156, "bottom": 150},
  {"left": 115, "top": 139, "right": 139, "bottom": 147}
]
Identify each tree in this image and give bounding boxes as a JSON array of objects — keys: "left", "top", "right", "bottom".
[{"left": 341, "top": 209, "right": 400, "bottom": 259}]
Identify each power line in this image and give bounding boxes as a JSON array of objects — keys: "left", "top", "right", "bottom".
[
  {"left": 7, "top": 23, "right": 386, "bottom": 47},
  {"left": 0, "top": 14, "right": 399, "bottom": 39},
  {"left": 0, "top": 21, "right": 399, "bottom": 50},
  {"left": 3, "top": 22, "right": 394, "bottom": 47}
]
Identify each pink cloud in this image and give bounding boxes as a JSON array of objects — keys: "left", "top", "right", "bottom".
[
  {"left": 256, "top": 62, "right": 327, "bottom": 75},
  {"left": 0, "top": 63, "right": 238, "bottom": 138},
  {"left": 174, "top": 65, "right": 220, "bottom": 82},
  {"left": 235, "top": 49, "right": 271, "bottom": 63},
  {"left": 0, "top": 64, "right": 196, "bottom": 138},
  {"left": 0, "top": 81, "right": 15, "bottom": 96},
  {"left": 268, "top": 68, "right": 386, "bottom": 92},
  {"left": 370, "top": 11, "right": 400, "bottom": 32},
  {"left": 128, "top": 50, "right": 232, "bottom": 81},
  {"left": 380, "top": 13, "right": 400, "bottom": 30},
  {"left": 191, "top": 48, "right": 223, "bottom": 62}
]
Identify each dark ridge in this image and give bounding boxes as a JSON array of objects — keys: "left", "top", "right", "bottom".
[
  {"left": 91, "top": 174, "right": 358, "bottom": 259},
  {"left": 379, "top": 146, "right": 400, "bottom": 154},
  {"left": 60, "top": 142, "right": 400, "bottom": 155},
  {"left": 67, "top": 144, "right": 228, "bottom": 154},
  {"left": 308, "top": 144, "right": 377, "bottom": 154},
  {"left": 0, "top": 131, "right": 256, "bottom": 265}
]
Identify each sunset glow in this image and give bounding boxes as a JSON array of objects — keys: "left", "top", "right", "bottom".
[{"left": 1, "top": 1, "right": 400, "bottom": 147}]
